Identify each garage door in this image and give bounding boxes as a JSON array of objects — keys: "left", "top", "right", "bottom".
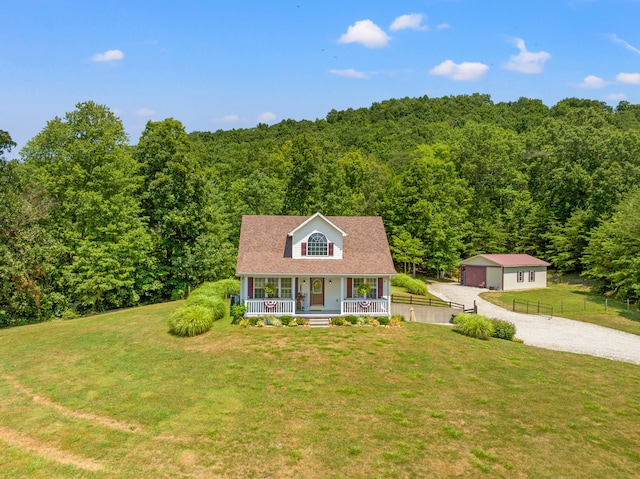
[{"left": 463, "top": 265, "right": 486, "bottom": 287}]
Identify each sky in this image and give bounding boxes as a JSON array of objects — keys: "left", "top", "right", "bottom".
[{"left": 2, "top": 0, "right": 640, "bottom": 155}]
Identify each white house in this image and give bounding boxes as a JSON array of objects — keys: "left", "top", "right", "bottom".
[
  {"left": 235, "top": 212, "right": 396, "bottom": 318},
  {"left": 459, "top": 254, "right": 550, "bottom": 291}
]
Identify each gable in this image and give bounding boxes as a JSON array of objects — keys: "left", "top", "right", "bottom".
[{"left": 290, "top": 214, "right": 344, "bottom": 259}]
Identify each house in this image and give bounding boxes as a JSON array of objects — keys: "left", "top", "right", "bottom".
[
  {"left": 235, "top": 212, "right": 396, "bottom": 318},
  {"left": 459, "top": 254, "right": 550, "bottom": 291}
]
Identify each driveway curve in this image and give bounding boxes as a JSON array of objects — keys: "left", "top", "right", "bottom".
[{"left": 428, "top": 282, "right": 640, "bottom": 366}]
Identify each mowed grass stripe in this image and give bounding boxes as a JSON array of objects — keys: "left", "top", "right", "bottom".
[
  {"left": 2, "top": 375, "right": 143, "bottom": 433},
  {"left": 0, "top": 425, "right": 104, "bottom": 472}
]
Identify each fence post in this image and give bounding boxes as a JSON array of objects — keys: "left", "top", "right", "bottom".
[
  {"left": 526, "top": 301, "right": 529, "bottom": 314},
  {"left": 474, "top": 300, "right": 477, "bottom": 314},
  {"left": 537, "top": 301, "right": 540, "bottom": 314},
  {"left": 512, "top": 298, "right": 515, "bottom": 312}
]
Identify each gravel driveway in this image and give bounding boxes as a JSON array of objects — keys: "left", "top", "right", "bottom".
[{"left": 428, "top": 282, "right": 640, "bottom": 366}]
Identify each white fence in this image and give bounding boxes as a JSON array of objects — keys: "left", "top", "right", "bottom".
[{"left": 245, "top": 299, "right": 295, "bottom": 316}]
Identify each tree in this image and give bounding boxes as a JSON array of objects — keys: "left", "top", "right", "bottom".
[
  {"left": 582, "top": 189, "right": 640, "bottom": 302},
  {"left": 390, "top": 231, "right": 425, "bottom": 275},
  {"left": 20, "top": 101, "right": 158, "bottom": 312},
  {"left": 136, "top": 118, "right": 234, "bottom": 296},
  {"left": 385, "top": 144, "right": 470, "bottom": 275}
]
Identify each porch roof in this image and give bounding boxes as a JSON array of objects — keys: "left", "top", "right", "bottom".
[{"left": 236, "top": 215, "right": 396, "bottom": 276}]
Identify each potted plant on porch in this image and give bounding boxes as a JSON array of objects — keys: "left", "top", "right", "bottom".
[
  {"left": 357, "top": 282, "right": 372, "bottom": 299},
  {"left": 264, "top": 283, "right": 278, "bottom": 298}
]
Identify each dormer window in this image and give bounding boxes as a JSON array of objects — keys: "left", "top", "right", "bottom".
[{"left": 307, "top": 232, "right": 328, "bottom": 256}]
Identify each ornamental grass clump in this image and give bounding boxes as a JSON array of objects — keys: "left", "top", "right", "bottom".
[
  {"left": 453, "top": 313, "right": 495, "bottom": 340},
  {"left": 392, "top": 274, "right": 428, "bottom": 295},
  {"left": 186, "top": 294, "right": 226, "bottom": 321},
  {"left": 168, "top": 305, "right": 214, "bottom": 337}
]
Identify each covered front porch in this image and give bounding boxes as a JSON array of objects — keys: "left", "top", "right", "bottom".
[{"left": 240, "top": 275, "right": 392, "bottom": 317}]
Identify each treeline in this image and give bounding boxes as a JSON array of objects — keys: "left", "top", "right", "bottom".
[{"left": 2, "top": 94, "right": 640, "bottom": 325}]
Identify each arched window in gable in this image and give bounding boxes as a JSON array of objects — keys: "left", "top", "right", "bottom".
[{"left": 307, "top": 232, "right": 328, "bottom": 256}]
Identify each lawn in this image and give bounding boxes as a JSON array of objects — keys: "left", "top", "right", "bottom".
[
  {"left": 0, "top": 302, "right": 639, "bottom": 478},
  {"left": 481, "top": 279, "right": 640, "bottom": 337}
]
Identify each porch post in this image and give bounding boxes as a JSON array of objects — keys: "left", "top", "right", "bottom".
[
  {"left": 387, "top": 276, "right": 391, "bottom": 316},
  {"left": 340, "top": 276, "right": 344, "bottom": 315}
]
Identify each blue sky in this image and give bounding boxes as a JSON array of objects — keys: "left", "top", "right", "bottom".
[{"left": 2, "top": 0, "right": 640, "bottom": 154}]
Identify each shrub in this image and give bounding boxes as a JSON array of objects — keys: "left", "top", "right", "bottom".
[
  {"left": 168, "top": 305, "right": 214, "bottom": 337},
  {"left": 186, "top": 294, "right": 226, "bottom": 321},
  {"left": 391, "top": 274, "right": 412, "bottom": 288},
  {"left": 491, "top": 319, "right": 517, "bottom": 340},
  {"left": 370, "top": 319, "right": 380, "bottom": 327},
  {"left": 377, "top": 316, "right": 390, "bottom": 326},
  {"left": 239, "top": 318, "right": 250, "bottom": 328},
  {"left": 389, "top": 318, "right": 404, "bottom": 328},
  {"left": 295, "top": 318, "right": 308, "bottom": 326},
  {"left": 391, "top": 313, "right": 405, "bottom": 322},
  {"left": 263, "top": 315, "right": 278, "bottom": 326},
  {"left": 453, "top": 313, "right": 495, "bottom": 340},
  {"left": 331, "top": 317, "right": 346, "bottom": 326},
  {"left": 61, "top": 309, "right": 80, "bottom": 320},
  {"left": 361, "top": 315, "right": 373, "bottom": 325},
  {"left": 279, "top": 315, "right": 294, "bottom": 326},
  {"left": 248, "top": 316, "right": 261, "bottom": 326},
  {"left": 344, "top": 315, "right": 359, "bottom": 325},
  {"left": 230, "top": 303, "right": 247, "bottom": 324}
]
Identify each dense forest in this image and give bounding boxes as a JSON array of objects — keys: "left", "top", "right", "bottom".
[{"left": 2, "top": 94, "right": 640, "bottom": 326}]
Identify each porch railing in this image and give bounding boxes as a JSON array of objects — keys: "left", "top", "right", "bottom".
[
  {"left": 342, "top": 299, "right": 389, "bottom": 315},
  {"left": 245, "top": 299, "right": 295, "bottom": 316}
]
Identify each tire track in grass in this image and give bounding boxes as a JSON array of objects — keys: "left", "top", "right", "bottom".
[
  {"left": 2, "top": 375, "right": 143, "bottom": 433},
  {"left": 0, "top": 425, "right": 104, "bottom": 472}
]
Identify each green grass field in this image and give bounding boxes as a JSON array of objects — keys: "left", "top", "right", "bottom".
[
  {"left": 1, "top": 302, "right": 639, "bottom": 478},
  {"left": 481, "top": 279, "right": 640, "bottom": 337}
]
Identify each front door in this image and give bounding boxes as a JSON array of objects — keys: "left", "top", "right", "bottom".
[{"left": 310, "top": 278, "right": 324, "bottom": 307}]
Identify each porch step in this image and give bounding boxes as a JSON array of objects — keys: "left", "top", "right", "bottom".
[{"left": 308, "top": 318, "right": 331, "bottom": 328}]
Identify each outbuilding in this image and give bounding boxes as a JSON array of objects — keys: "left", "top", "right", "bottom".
[{"left": 459, "top": 254, "right": 550, "bottom": 291}]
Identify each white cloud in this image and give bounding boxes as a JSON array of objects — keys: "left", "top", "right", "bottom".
[
  {"left": 390, "top": 14, "right": 427, "bottom": 31},
  {"left": 503, "top": 38, "right": 550, "bottom": 74},
  {"left": 578, "top": 75, "right": 606, "bottom": 88},
  {"left": 258, "top": 112, "right": 276, "bottom": 123},
  {"left": 135, "top": 108, "right": 155, "bottom": 117},
  {"left": 436, "top": 23, "right": 450, "bottom": 30},
  {"left": 609, "top": 34, "right": 640, "bottom": 55},
  {"left": 329, "top": 68, "right": 368, "bottom": 79},
  {"left": 91, "top": 49, "right": 125, "bottom": 62},
  {"left": 605, "top": 93, "right": 627, "bottom": 102},
  {"left": 221, "top": 115, "right": 240, "bottom": 122},
  {"left": 616, "top": 72, "right": 640, "bottom": 84},
  {"left": 338, "top": 20, "right": 390, "bottom": 48},
  {"left": 429, "top": 60, "right": 489, "bottom": 81}
]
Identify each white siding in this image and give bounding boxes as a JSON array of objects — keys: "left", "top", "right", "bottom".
[
  {"left": 503, "top": 266, "right": 547, "bottom": 291},
  {"left": 291, "top": 216, "right": 344, "bottom": 259}
]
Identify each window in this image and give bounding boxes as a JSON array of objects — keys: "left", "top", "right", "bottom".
[
  {"left": 253, "top": 277, "right": 292, "bottom": 298},
  {"left": 254, "top": 277, "right": 265, "bottom": 298},
  {"left": 307, "top": 232, "right": 328, "bottom": 256},
  {"left": 517, "top": 271, "right": 524, "bottom": 283},
  {"left": 529, "top": 271, "right": 535, "bottom": 282},
  {"left": 353, "top": 277, "right": 377, "bottom": 298},
  {"left": 280, "top": 278, "right": 292, "bottom": 298}
]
